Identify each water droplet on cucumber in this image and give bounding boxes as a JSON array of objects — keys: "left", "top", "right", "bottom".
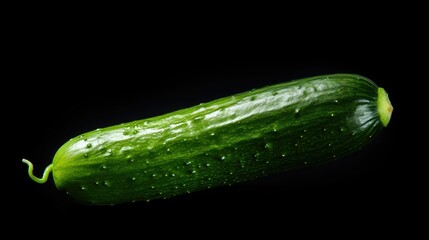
[{"left": 253, "top": 153, "right": 259, "bottom": 161}]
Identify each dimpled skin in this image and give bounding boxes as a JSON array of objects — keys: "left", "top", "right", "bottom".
[{"left": 52, "top": 74, "right": 385, "bottom": 205}]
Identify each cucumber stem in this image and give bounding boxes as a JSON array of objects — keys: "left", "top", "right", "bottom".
[
  {"left": 377, "top": 88, "right": 393, "bottom": 127},
  {"left": 22, "top": 159, "right": 52, "bottom": 184}
]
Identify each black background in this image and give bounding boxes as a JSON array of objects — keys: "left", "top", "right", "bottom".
[{"left": 4, "top": 7, "right": 422, "bottom": 237}]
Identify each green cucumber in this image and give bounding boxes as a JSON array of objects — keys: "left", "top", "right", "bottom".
[{"left": 23, "top": 73, "right": 393, "bottom": 205}]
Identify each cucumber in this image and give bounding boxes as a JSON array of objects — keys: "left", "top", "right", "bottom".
[{"left": 23, "top": 73, "right": 393, "bottom": 205}]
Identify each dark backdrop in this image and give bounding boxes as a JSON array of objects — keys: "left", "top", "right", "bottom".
[{"left": 4, "top": 10, "right": 420, "bottom": 237}]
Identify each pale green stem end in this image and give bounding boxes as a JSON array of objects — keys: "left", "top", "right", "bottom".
[
  {"left": 22, "top": 159, "right": 52, "bottom": 184},
  {"left": 377, "top": 88, "right": 393, "bottom": 127}
]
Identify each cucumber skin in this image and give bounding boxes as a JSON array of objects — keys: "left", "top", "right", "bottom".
[{"left": 52, "top": 74, "right": 383, "bottom": 205}]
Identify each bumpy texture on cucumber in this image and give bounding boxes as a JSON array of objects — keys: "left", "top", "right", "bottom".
[{"left": 23, "top": 73, "right": 393, "bottom": 205}]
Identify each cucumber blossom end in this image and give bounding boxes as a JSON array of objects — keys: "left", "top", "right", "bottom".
[{"left": 377, "top": 87, "right": 393, "bottom": 127}]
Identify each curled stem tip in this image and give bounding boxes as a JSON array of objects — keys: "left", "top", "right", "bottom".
[{"left": 22, "top": 159, "right": 52, "bottom": 184}]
